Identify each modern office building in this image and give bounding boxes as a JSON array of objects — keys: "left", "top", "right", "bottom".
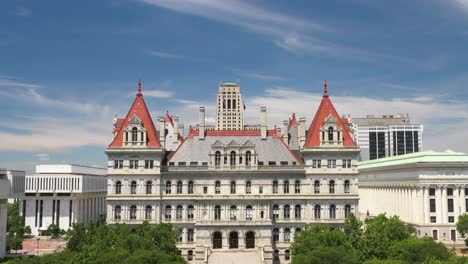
[
  {"left": 105, "top": 81, "right": 359, "bottom": 263},
  {"left": 349, "top": 115, "right": 423, "bottom": 161},
  {"left": 24, "top": 164, "right": 107, "bottom": 236},
  {"left": 358, "top": 151, "right": 468, "bottom": 241}
]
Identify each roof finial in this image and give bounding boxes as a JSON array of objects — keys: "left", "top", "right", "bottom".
[
  {"left": 323, "top": 80, "right": 328, "bottom": 97},
  {"left": 137, "top": 80, "right": 142, "bottom": 95}
]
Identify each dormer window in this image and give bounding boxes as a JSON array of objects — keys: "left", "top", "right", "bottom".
[
  {"left": 132, "top": 127, "right": 138, "bottom": 142},
  {"left": 328, "top": 127, "right": 334, "bottom": 141},
  {"left": 320, "top": 115, "right": 343, "bottom": 147},
  {"left": 123, "top": 115, "right": 147, "bottom": 147}
]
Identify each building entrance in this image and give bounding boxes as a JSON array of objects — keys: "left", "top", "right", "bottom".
[
  {"left": 229, "top": 231, "right": 238, "bottom": 249},
  {"left": 213, "top": 231, "right": 222, "bottom": 249}
]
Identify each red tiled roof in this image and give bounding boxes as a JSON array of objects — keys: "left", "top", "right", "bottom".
[
  {"left": 288, "top": 112, "right": 298, "bottom": 131},
  {"left": 108, "top": 82, "right": 162, "bottom": 148},
  {"left": 165, "top": 111, "right": 174, "bottom": 127},
  {"left": 303, "top": 81, "right": 356, "bottom": 148}
]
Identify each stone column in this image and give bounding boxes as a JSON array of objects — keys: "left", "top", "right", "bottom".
[
  {"left": 442, "top": 186, "right": 447, "bottom": 224},
  {"left": 461, "top": 187, "right": 466, "bottom": 214},
  {"left": 436, "top": 186, "right": 443, "bottom": 223},
  {"left": 454, "top": 186, "right": 460, "bottom": 221},
  {"left": 423, "top": 186, "right": 429, "bottom": 224}
]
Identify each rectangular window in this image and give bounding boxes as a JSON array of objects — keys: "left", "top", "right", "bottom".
[
  {"left": 447, "top": 188, "right": 453, "bottom": 196},
  {"left": 114, "top": 160, "right": 123, "bottom": 169},
  {"left": 69, "top": 200, "right": 73, "bottom": 227},
  {"left": 341, "top": 159, "right": 351, "bottom": 168},
  {"left": 144, "top": 160, "right": 154, "bottom": 169},
  {"left": 35, "top": 200, "right": 38, "bottom": 227},
  {"left": 448, "top": 199, "right": 454, "bottom": 213},
  {"left": 466, "top": 199, "right": 468, "bottom": 212},
  {"left": 39, "top": 200, "right": 43, "bottom": 227},
  {"left": 327, "top": 160, "right": 336, "bottom": 168},
  {"left": 429, "top": 188, "right": 435, "bottom": 196},
  {"left": 449, "top": 216, "right": 455, "bottom": 223},
  {"left": 203, "top": 187, "right": 208, "bottom": 194},
  {"left": 129, "top": 160, "right": 139, "bottom": 169},
  {"left": 430, "top": 216, "right": 437, "bottom": 223},
  {"left": 312, "top": 160, "right": 321, "bottom": 168},
  {"left": 259, "top": 186, "right": 263, "bottom": 194},
  {"left": 430, "top": 199, "right": 436, "bottom": 212},
  {"left": 56, "top": 200, "right": 60, "bottom": 225}
]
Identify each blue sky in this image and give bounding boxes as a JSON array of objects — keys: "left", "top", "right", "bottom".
[{"left": 1, "top": 0, "right": 468, "bottom": 173}]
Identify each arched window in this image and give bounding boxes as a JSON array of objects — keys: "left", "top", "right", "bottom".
[
  {"left": 188, "top": 181, "right": 194, "bottom": 194},
  {"left": 114, "top": 205, "right": 121, "bottom": 220},
  {"left": 177, "top": 228, "right": 182, "bottom": 242},
  {"left": 345, "top": 204, "right": 351, "bottom": 218},
  {"left": 344, "top": 180, "right": 350, "bottom": 193},
  {"left": 233, "top": 99, "right": 236, "bottom": 109},
  {"left": 177, "top": 181, "right": 183, "bottom": 194},
  {"left": 283, "top": 205, "right": 290, "bottom": 219},
  {"left": 230, "top": 181, "right": 236, "bottom": 194},
  {"left": 246, "top": 181, "right": 251, "bottom": 194},
  {"left": 227, "top": 99, "right": 231, "bottom": 109},
  {"left": 188, "top": 250, "right": 193, "bottom": 261},
  {"left": 130, "top": 205, "right": 137, "bottom": 220},
  {"left": 284, "top": 180, "right": 289, "bottom": 194},
  {"left": 260, "top": 210, "right": 265, "bottom": 219},
  {"left": 273, "top": 181, "right": 278, "bottom": 194},
  {"left": 314, "top": 204, "right": 321, "bottom": 219},
  {"left": 132, "top": 127, "right": 138, "bottom": 142},
  {"left": 165, "top": 205, "right": 172, "bottom": 220},
  {"left": 145, "top": 205, "right": 152, "bottom": 220},
  {"left": 230, "top": 205, "right": 237, "bottom": 220},
  {"left": 314, "top": 180, "right": 320, "bottom": 194},
  {"left": 295, "top": 227, "right": 301, "bottom": 236},
  {"left": 215, "top": 151, "right": 221, "bottom": 167},
  {"left": 274, "top": 250, "right": 280, "bottom": 261},
  {"left": 230, "top": 151, "right": 236, "bottom": 166},
  {"left": 215, "top": 181, "right": 221, "bottom": 194},
  {"left": 165, "top": 181, "right": 171, "bottom": 194},
  {"left": 329, "top": 180, "right": 335, "bottom": 194},
  {"left": 187, "top": 205, "right": 194, "bottom": 219},
  {"left": 295, "top": 180, "right": 301, "bottom": 193},
  {"left": 272, "top": 204, "right": 279, "bottom": 219},
  {"left": 284, "top": 228, "right": 291, "bottom": 242},
  {"left": 214, "top": 205, "right": 221, "bottom": 220},
  {"left": 146, "top": 180, "right": 152, "bottom": 194},
  {"left": 187, "top": 229, "right": 194, "bottom": 242},
  {"left": 295, "top": 204, "right": 301, "bottom": 219},
  {"left": 115, "top": 181, "right": 122, "bottom": 194},
  {"left": 246, "top": 151, "right": 252, "bottom": 166},
  {"left": 176, "top": 205, "right": 183, "bottom": 220},
  {"left": 246, "top": 205, "right": 253, "bottom": 220},
  {"left": 130, "top": 181, "right": 137, "bottom": 194},
  {"left": 329, "top": 204, "right": 336, "bottom": 219},
  {"left": 285, "top": 250, "right": 291, "bottom": 261},
  {"left": 272, "top": 228, "right": 279, "bottom": 242},
  {"left": 328, "top": 126, "right": 334, "bottom": 141}
]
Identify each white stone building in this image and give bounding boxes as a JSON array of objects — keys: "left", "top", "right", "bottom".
[
  {"left": 106, "top": 81, "right": 359, "bottom": 264},
  {"left": 349, "top": 115, "right": 423, "bottom": 161},
  {"left": 24, "top": 164, "right": 106, "bottom": 236},
  {"left": 358, "top": 151, "right": 468, "bottom": 241},
  {"left": 215, "top": 82, "right": 244, "bottom": 131}
]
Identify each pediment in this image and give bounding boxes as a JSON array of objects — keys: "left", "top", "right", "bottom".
[
  {"left": 324, "top": 114, "right": 336, "bottom": 125},
  {"left": 242, "top": 140, "right": 255, "bottom": 147},
  {"left": 211, "top": 140, "right": 224, "bottom": 148},
  {"left": 227, "top": 140, "right": 241, "bottom": 147},
  {"left": 129, "top": 114, "right": 142, "bottom": 125}
]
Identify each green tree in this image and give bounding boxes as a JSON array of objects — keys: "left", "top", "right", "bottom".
[
  {"left": 292, "top": 246, "right": 360, "bottom": 264},
  {"left": 6, "top": 201, "right": 31, "bottom": 253},
  {"left": 291, "top": 224, "right": 353, "bottom": 256},
  {"left": 46, "top": 224, "right": 64, "bottom": 238},
  {"left": 457, "top": 214, "right": 468, "bottom": 246},
  {"left": 388, "top": 237, "right": 451, "bottom": 263},
  {"left": 344, "top": 214, "right": 363, "bottom": 253}
]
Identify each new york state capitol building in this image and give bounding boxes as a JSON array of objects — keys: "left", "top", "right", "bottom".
[{"left": 105, "top": 81, "right": 359, "bottom": 263}]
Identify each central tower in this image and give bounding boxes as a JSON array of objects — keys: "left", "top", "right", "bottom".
[{"left": 215, "top": 82, "right": 244, "bottom": 130}]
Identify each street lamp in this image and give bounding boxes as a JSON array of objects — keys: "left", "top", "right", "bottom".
[{"left": 36, "top": 237, "right": 40, "bottom": 256}]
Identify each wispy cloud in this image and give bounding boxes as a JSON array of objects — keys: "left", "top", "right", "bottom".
[
  {"left": 233, "top": 69, "right": 286, "bottom": 81},
  {"left": 144, "top": 90, "right": 174, "bottom": 98},
  {"left": 453, "top": 0, "right": 468, "bottom": 12},
  {"left": 145, "top": 50, "right": 186, "bottom": 59},
  {"left": 36, "top": 153, "right": 50, "bottom": 161},
  {"left": 16, "top": 7, "right": 31, "bottom": 17},
  {"left": 0, "top": 79, "right": 41, "bottom": 89}
]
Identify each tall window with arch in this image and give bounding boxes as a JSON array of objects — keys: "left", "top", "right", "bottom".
[
  {"left": 146, "top": 180, "right": 152, "bottom": 195},
  {"left": 215, "top": 181, "right": 221, "bottom": 194},
  {"left": 165, "top": 181, "right": 171, "bottom": 194},
  {"left": 345, "top": 204, "right": 351, "bottom": 218},
  {"left": 344, "top": 180, "right": 350, "bottom": 193},
  {"left": 165, "top": 205, "right": 171, "bottom": 220},
  {"left": 295, "top": 180, "right": 301, "bottom": 193},
  {"left": 176, "top": 205, "right": 183, "bottom": 220},
  {"left": 328, "top": 126, "right": 334, "bottom": 141},
  {"left": 329, "top": 204, "right": 336, "bottom": 219},
  {"left": 145, "top": 205, "right": 152, "bottom": 220},
  {"left": 246, "top": 181, "right": 251, "bottom": 194},
  {"left": 295, "top": 204, "right": 301, "bottom": 219},
  {"left": 129, "top": 205, "right": 137, "bottom": 220},
  {"left": 230, "top": 181, "right": 236, "bottom": 194},
  {"left": 214, "top": 151, "right": 221, "bottom": 167},
  {"left": 187, "top": 229, "right": 194, "bottom": 243},
  {"left": 132, "top": 127, "right": 138, "bottom": 142},
  {"left": 272, "top": 204, "right": 279, "bottom": 219},
  {"left": 114, "top": 205, "right": 121, "bottom": 220},
  {"left": 284, "top": 205, "right": 290, "bottom": 219},
  {"left": 246, "top": 151, "right": 252, "bottom": 166},
  {"left": 273, "top": 181, "right": 278, "bottom": 194},
  {"left": 214, "top": 205, "right": 221, "bottom": 220},
  {"left": 230, "top": 151, "right": 236, "bottom": 166},
  {"left": 187, "top": 205, "right": 194, "bottom": 219},
  {"left": 314, "top": 204, "right": 321, "bottom": 219},
  {"left": 272, "top": 228, "right": 279, "bottom": 242},
  {"left": 246, "top": 205, "right": 253, "bottom": 220},
  {"left": 177, "top": 181, "right": 183, "bottom": 194},
  {"left": 230, "top": 205, "right": 237, "bottom": 220},
  {"left": 284, "top": 180, "right": 289, "bottom": 193},
  {"left": 188, "top": 181, "right": 194, "bottom": 194},
  {"left": 329, "top": 180, "right": 335, "bottom": 193},
  {"left": 115, "top": 181, "right": 122, "bottom": 194},
  {"left": 284, "top": 228, "right": 291, "bottom": 242},
  {"left": 314, "top": 180, "right": 320, "bottom": 194},
  {"left": 130, "top": 181, "right": 137, "bottom": 195}
]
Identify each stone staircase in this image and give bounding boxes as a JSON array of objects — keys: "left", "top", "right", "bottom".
[{"left": 208, "top": 249, "right": 262, "bottom": 264}]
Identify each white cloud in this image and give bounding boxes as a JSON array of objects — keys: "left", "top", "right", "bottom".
[
  {"left": 36, "top": 153, "right": 50, "bottom": 161},
  {"left": 0, "top": 79, "right": 41, "bottom": 89},
  {"left": 237, "top": 72, "right": 285, "bottom": 81},
  {"left": 145, "top": 50, "right": 186, "bottom": 59},
  {"left": 144, "top": 90, "right": 174, "bottom": 98}
]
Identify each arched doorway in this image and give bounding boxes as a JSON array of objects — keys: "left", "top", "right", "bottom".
[
  {"left": 213, "top": 231, "right": 222, "bottom": 249},
  {"left": 246, "top": 231, "right": 255, "bottom": 248},
  {"left": 229, "top": 231, "right": 238, "bottom": 249}
]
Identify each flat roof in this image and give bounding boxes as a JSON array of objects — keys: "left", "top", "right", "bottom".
[
  {"left": 36, "top": 164, "right": 106, "bottom": 176},
  {"left": 358, "top": 151, "right": 468, "bottom": 170}
]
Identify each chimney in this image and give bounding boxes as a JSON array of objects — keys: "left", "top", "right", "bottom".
[
  {"left": 299, "top": 117, "right": 306, "bottom": 146},
  {"left": 178, "top": 124, "right": 184, "bottom": 139},
  {"left": 158, "top": 117, "right": 166, "bottom": 147},
  {"left": 260, "top": 107, "right": 267, "bottom": 140},
  {"left": 199, "top": 106, "right": 205, "bottom": 140},
  {"left": 282, "top": 120, "right": 289, "bottom": 144},
  {"left": 173, "top": 116, "right": 179, "bottom": 143}
]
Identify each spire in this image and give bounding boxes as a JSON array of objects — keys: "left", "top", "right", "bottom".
[
  {"left": 323, "top": 80, "right": 328, "bottom": 98},
  {"left": 137, "top": 80, "right": 142, "bottom": 96}
]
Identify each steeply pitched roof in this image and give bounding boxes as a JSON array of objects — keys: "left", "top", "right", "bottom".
[
  {"left": 288, "top": 112, "right": 298, "bottom": 131},
  {"left": 304, "top": 81, "right": 356, "bottom": 148},
  {"left": 108, "top": 81, "right": 162, "bottom": 148}
]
